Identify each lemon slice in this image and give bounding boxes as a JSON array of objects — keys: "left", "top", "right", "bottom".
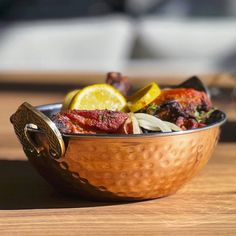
[
  {"left": 127, "top": 82, "right": 161, "bottom": 112},
  {"left": 69, "top": 84, "right": 126, "bottom": 111},
  {"left": 62, "top": 89, "right": 80, "bottom": 110}
]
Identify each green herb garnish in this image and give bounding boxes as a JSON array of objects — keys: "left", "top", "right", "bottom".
[
  {"left": 194, "top": 108, "right": 216, "bottom": 123},
  {"left": 146, "top": 104, "right": 160, "bottom": 114}
]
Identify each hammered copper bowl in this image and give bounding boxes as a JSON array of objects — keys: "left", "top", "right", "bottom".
[{"left": 10, "top": 102, "right": 226, "bottom": 201}]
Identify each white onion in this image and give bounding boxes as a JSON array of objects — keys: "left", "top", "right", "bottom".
[
  {"left": 138, "top": 119, "right": 161, "bottom": 131},
  {"left": 134, "top": 113, "right": 171, "bottom": 132},
  {"left": 163, "top": 121, "right": 182, "bottom": 131},
  {"left": 130, "top": 113, "right": 142, "bottom": 134},
  {"left": 133, "top": 113, "right": 182, "bottom": 132},
  {"left": 123, "top": 117, "right": 132, "bottom": 134}
]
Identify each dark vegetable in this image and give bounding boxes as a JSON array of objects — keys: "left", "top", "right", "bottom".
[{"left": 205, "top": 110, "right": 226, "bottom": 125}]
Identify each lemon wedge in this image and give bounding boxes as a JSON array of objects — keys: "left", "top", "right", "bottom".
[
  {"left": 127, "top": 82, "right": 161, "bottom": 112},
  {"left": 69, "top": 84, "right": 126, "bottom": 111},
  {"left": 62, "top": 89, "right": 80, "bottom": 110}
]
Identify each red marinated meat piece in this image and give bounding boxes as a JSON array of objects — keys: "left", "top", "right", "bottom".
[
  {"left": 52, "top": 109, "right": 130, "bottom": 134},
  {"left": 142, "top": 88, "right": 212, "bottom": 130},
  {"left": 154, "top": 88, "right": 212, "bottom": 112},
  {"left": 106, "top": 72, "right": 132, "bottom": 97}
]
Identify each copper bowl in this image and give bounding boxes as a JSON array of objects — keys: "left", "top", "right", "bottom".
[{"left": 10, "top": 102, "right": 226, "bottom": 201}]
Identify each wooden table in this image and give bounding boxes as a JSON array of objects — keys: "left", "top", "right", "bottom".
[{"left": 1, "top": 91, "right": 236, "bottom": 236}]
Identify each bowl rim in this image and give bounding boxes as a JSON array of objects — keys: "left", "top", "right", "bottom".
[{"left": 34, "top": 102, "right": 227, "bottom": 139}]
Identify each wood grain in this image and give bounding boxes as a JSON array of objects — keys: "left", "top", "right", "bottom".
[
  {"left": 0, "top": 144, "right": 235, "bottom": 235},
  {"left": 0, "top": 90, "right": 236, "bottom": 236}
]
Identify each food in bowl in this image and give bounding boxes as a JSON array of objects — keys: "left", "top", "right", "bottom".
[
  {"left": 52, "top": 72, "right": 221, "bottom": 135},
  {"left": 10, "top": 72, "right": 226, "bottom": 201}
]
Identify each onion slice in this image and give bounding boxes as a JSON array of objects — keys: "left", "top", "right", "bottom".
[
  {"left": 134, "top": 113, "right": 171, "bottom": 132},
  {"left": 123, "top": 116, "right": 132, "bottom": 134},
  {"left": 163, "top": 121, "right": 182, "bottom": 131},
  {"left": 137, "top": 119, "right": 161, "bottom": 131},
  {"left": 130, "top": 113, "right": 142, "bottom": 134},
  {"left": 134, "top": 113, "right": 182, "bottom": 132}
]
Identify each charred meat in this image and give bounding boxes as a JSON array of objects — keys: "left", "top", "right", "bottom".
[
  {"left": 106, "top": 72, "right": 132, "bottom": 97},
  {"left": 52, "top": 109, "right": 130, "bottom": 134},
  {"left": 141, "top": 88, "right": 212, "bottom": 130}
]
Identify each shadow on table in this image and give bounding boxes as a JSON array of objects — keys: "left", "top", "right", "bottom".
[{"left": 0, "top": 160, "right": 127, "bottom": 210}]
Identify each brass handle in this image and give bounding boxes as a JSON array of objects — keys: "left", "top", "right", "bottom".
[{"left": 10, "top": 102, "right": 65, "bottom": 159}]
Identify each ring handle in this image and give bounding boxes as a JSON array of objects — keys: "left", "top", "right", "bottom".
[{"left": 10, "top": 102, "right": 65, "bottom": 159}]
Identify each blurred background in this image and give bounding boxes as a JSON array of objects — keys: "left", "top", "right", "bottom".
[
  {"left": 0, "top": 0, "right": 236, "bottom": 141},
  {"left": 0, "top": 0, "right": 236, "bottom": 75}
]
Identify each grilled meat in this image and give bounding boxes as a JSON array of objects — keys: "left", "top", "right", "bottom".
[
  {"left": 141, "top": 88, "right": 212, "bottom": 130},
  {"left": 52, "top": 109, "right": 130, "bottom": 134},
  {"left": 106, "top": 72, "right": 132, "bottom": 97},
  {"left": 154, "top": 88, "right": 212, "bottom": 112}
]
